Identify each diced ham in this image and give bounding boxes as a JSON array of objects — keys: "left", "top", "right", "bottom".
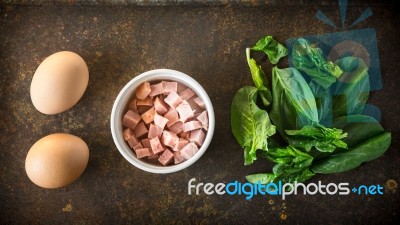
[
  {"left": 176, "top": 100, "right": 194, "bottom": 123},
  {"left": 193, "top": 96, "right": 205, "bottom": 109},
  {"left": 162, "top": 81, "right": 178, "bottom": 95},
  {"left": 148, "top": 153, "right": 159, "bottom": 159},
  {"left": 148, "top": 124, "right": 163, "bottom": 139},
  {"left": 161, "top": 131, "right": 179, "bottom": 148},
  {"left": 150, "top": 137, "right": 165, "bottom": 154},
  {"left": 169, "top": 121, "right": 183, "bottom": 134},
  {"left": 127, "top": 135, "right": 139, "bottom": 149},
  {"left": 141, "top": 138, "right": 151, "bottom": 149},
  {"left": 153, "top": 114, "right": 169, "bottom": 130},
  {"left": 137, "top": 105, "right": 152, "bottom": 114},
  {"left": 174, "top": 151, "right": 186, "bottom": 164},
  {"left": 187, "top": 98, "right": 202, "bottom": 113},
  {"left": 190, "top": 129, "right": 206, "bottom": 146},
  {"left": 182, "top": 121, "right": 203, "bottom": 132},
  {"left": 164, "top": 91, "right": 182, "bottom": 109},
  {"left": 149, "top": 82, "right": 163, "bottom": 97},
  {"left": 177, "top": 82, "right": 187, "bottom": 93},
  {"left": 179, "top": 88, "right": 195, "bottom": 101},
  {"left": 180, "top": 142, "right": 199, "bottom": 160},
  {"left": 128, "top": 99, "right": 137, "bottom": 112},
  {"left": 137, "top": 97, "right": 153, "bottom": 107},
  {"left": 136, "top": 82, "right": 151, "bottom": 100},
  {"left": 154, "top": 97, "right": 169, "bottom": 115},
  {"left": 133, "top": 142, "right": 143, "bottom": 150},
  {"left": 123, "top": 128, "right": 134, "bottom": 141},
  {"left": 179, "top": 131, "right": 189, "bottom": 139},
  {"left": 135, "top": 148, "right": 151, "bottom": 158},
  {"left": 134, "top": 121, "right": 148, "bottom": 138},
  {"left": 158, "top": 149, "right": 174, "bottom": 165},
  {"left": 122, "top": 110, "right": 141, "bottom": 129},
  {"left": 141, "top": 107, "right": 155, "bottom": 124},
  {"left": 196, "top": 111, "right": 209, "bottom": 130},
  {"left": 165, "top": 108, "right": 179, "bottom": 127},
  {"left": 173, "top": 138, "right": 189, "bottom": 151}
]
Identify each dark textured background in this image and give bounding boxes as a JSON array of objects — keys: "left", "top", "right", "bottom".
[{"left": 0, "top": 1, "right": 399, "bottom": 224}]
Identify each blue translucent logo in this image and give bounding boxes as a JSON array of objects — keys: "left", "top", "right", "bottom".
[{"left": 286, "top": 0, "right": 382, "bottom": 125}]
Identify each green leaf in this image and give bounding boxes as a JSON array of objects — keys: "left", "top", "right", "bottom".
[
  {"left": 292, "top": 38, "right": 343, "bottom": 89},
  {"left": 247, "top": 146, "right": 315, "bottom": 184},
  {"left": 333, "top": 115, "right": 384, "bottom": 148},
  {"left": 311, "top": 132, "right": 391, "bottom": 174},
  {"left": 251, "top": 36, "right": 288, "bottom": 64},
  {"left": 285, "top": 124, "right": 347, "bottom": 153},
  {"left": 231, "top": 86, "right": 276, "bottom": 165},
  {"left": 332, "top": 56, "right": 370, "bottom": 119},
  {"left": 246, "top": 48, "right": 272, "bottom": 107},
  {"left": 269, "top": 66, "right": 319, "bottom": 137}
]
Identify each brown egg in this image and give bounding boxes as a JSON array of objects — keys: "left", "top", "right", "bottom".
[
  {"left": 30, "top": 51, "right": 89, "bottom": 115},
  {"left": 25, "top": 133, "right": 89, "bottom": 189}
]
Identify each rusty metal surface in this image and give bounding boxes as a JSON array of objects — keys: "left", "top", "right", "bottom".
[{"left": 0, "top": 2, "right": 399, "bottom": 224}]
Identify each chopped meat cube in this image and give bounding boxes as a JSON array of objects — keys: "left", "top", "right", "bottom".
[
  {"left": 177, "top": 82, "right": 187, "bottom": 93},
  {"left": 135, "top": 148, "right": 151, "bottom": 158},
  {"left": 165, "top": 108, "right": 179, "bottom": 127},
  {"left": 123, "top": 128, "right": 134, "bottom": 141},
  {"left": 180, "top": 142, "right": 199, "bottom": 160},
  {"left": 133, "top": 143, "right": 143, "bottom": 150},
  {"left": 150, "top": 136, "right": 165, "bottom": 154},
  {"left": 168, "top": 121, "right": 183, "bottom": 134},
  {"left": 135, "top": 81, "right": 151, "bottom": 100},
  {"left": 154, "top": 97, "right": 169, "bottom": 115},
  {"left": 148, "top": 153, "right": 159, "bottom": 159},
  {"left": 176, "top": 100, "right": 194, "bottom": 123},
  {"left": 127, "top": 135, "right": 139, "bottom": 149},
  {"left": 182, "top": 121, "right": 203, "bottom": 132},
  {"left": 164, "top": 91, "right": 182, "bottom": 109},
  {"left": 158, "top": 149, "right": 174, "bottom": 165},
  {"left": 154, "top": 113, "right": 169, "bottom": 130},
  {"left": 137, "top": 105, "right": 152, "bottom": 114},
  {"left": 149, "top": 82, "right": 163, "bottom": 97},
  {"left": 148, "top": 124, "right": 163, "bottom": 139},
  {"left": 174, "top": 151, "right": 186, "bottom": 164},
  {"left": 141, "top": 107, "right": 155, "bottom": 124},
  {"left": 161, "top": 131, "right": 179, "bottom": 148},
  {"left": 196, "top": 111, "right": 209, "bottom": 130},
  {"left": 173, "top": 138, "right": 189, "bottom": 151},
  {"left": 141, "top": 138, "right": 152, "bottom": 149},
  {"left": 179, "top": 131, "right": 189, "bottom": 139},
  {"left": 179, "top": 88, "right": 195, "bottom": 101},
  {"left": 137, "top": 97, "right": 153, "bottom": 107},
  {"left": 162, "top": 81, "right": 178, "bottom": 95},
  {"left": 134, "top": 121, "right": 148, "bottom": 138},
  {"left": 128, "top": 99, "right": 138, "bottom": 112},
  {"left": 193, "top": 96, "right": 205, "bottom": 109},
  {"left": 122, "top": 110, "right": 141, "bottom": 129},
  {"left": 190, "top": 129, "right": 206, "bottom": 146}
]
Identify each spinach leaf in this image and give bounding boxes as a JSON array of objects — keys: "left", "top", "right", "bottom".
[
  {"left": 311, "top": 132, "right": 391, "bottom": 174},
  {"left": 285, "top": 124, "right": 347, "bottom": 153},
  {"left": 269, "top": 66, "right": 319, "bottom": 137},
  {"left": 231, "top": 86, "right": 276, "bottom": 165},
  {"left": 309, "top": 80, "right": 333, "bottom": 126},
  {"left": 333, "top": 115, "right": 384, "bottom": 147},
  {"left": 332, "top": 56, "right": 370, "bottom": 119},
  {"left": 251, "top": 36, "right": 288, "bottom": 64},
  {"left": 246, "top": 48, "right": 272, "bottom": 107},
  {"left": 292, "top": 38, "right": 343, "bottom": 89},
  {"left": 247, "top": 146, "right": 315, "bottom": 184}
]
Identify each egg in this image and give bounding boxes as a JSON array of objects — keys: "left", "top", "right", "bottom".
[
  {"left": 30, "top": 51, "right": 89, "bottom": 115},
  {"left": 25, "top": 133, "right": 89, "bottom": 189}
]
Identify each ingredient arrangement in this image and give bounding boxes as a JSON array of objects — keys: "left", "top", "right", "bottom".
[
  {"left": 122, "top": 80, "right": 209, "bottom": 166},
  {"left": 231, "top": 36, "right": 392, "bottom": 184}
]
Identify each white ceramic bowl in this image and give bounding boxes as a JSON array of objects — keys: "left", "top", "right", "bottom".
[{"left": 111, "top": 69, "right": 215, "bottom": 173}]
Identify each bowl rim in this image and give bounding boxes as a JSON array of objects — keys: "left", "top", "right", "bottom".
[{"left": 110, "top": 69, "right": 215, "bottom": 174}]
